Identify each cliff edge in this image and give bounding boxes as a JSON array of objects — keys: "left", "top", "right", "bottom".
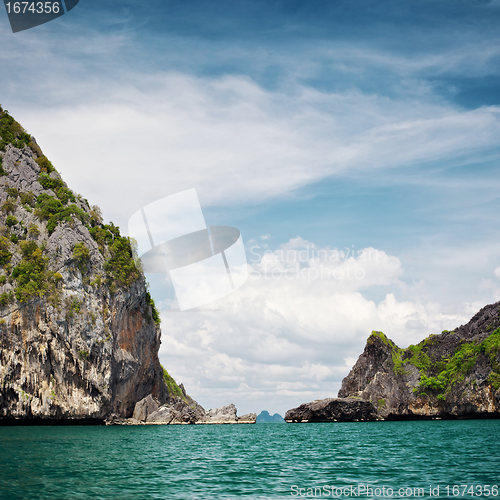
[
  {"left": 338, "top": 301, "right": 500, "bottom": 418},
  {"left": 0, "top": 106, "right": 176, "bottom": 422},
  {"left": 285, "top": 301, "right": 500, "bottom": 421}
]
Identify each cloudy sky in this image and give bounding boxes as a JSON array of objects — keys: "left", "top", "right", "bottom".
[{"left": 1, "top": 0, "right": 500, "bottom": 415}]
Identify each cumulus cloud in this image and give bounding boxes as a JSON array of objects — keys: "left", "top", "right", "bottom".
[
  {"left": 158, "top": 237, "right": 470, "bottom": 415},
  {"left": 495, "top": 267, "right": 500, "bottom": 278},
  {"left": 479, "top": 277, "right": 500, "bottom": 302}
]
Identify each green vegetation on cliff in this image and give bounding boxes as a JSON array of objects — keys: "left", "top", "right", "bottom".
[
  {"left": 0, "top": 109, "right": 30, "bottom": 152},
  {"left": 161, "top": 365, "right": 187, "bottom": 402},
  {"left": 35, "top": 193, "right": 89, "bottom": 235},
  {"left": 371, "top": 326, "right": 500, "bottom": 399},
  {"left": 146, "top": 290, "right": 161, "bottom": 324},
  {"left": 0, "top": 105, "right": 156, "bottom": 316},
  {"left": 35, "top": 155, "right": 55, "bottom": 173},
  {"left": 72, "top": 243, "right": 91, "bottom": 275},
  {"left": 101, "top": 223, "right": 139, "bottom": 292},
  {"left": 38, "top": 173, "right": 64, "bottom": 192},
  {"left": 0, "top": 236, "right": 12, "bottom": 265},
  {"left": 414, "top": 329, "right": 500, "bottom": 396},
  {"left": 0, "top": 105, "right": 170, "bottom": 420},
  {"left": 368, "top": 331, "right": 409, "bottom": 375},
  {"left": 11, "top": 241, "right": 60, "bottom": 303}
]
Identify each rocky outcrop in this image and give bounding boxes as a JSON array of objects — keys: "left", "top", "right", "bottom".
[
  {"left": 130, "top": 396, "right": 256, "bottom": 424},
  {"left": 285, "top": 302, "right": 500, "bottom": 422},
  {"left": 132, "top": 394, "right": 159, "bottom": 422},
  {"left": 0, "top": 107, "right": 174, "bottom": 422},
  {"left": 338, "top": 301, "right": 500, "bottom": 419},
  {"left": 204, "top": 403, "right": 237, "bottom": 422},
  {"left": 285, "top": 398, "right": 377, "bottom": 422},
  {"left": 237, "top": 413, "right": 257, "bottom": 423},
  {"left": 146, "top": 398, "right": 202, "bottom": 424}
]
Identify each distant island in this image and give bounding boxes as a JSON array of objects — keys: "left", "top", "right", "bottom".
[{"left": 256, "top": 411, "right": 285, "bottom": 423}]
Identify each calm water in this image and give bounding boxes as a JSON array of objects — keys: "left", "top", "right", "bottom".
[{"left": 0, "top": 420, "right": 499, "bottom": 500}]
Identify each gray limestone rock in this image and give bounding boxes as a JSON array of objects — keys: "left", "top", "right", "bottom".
[
  {"left": 133, "top": 395, "right": 159, "bottom": 422},
  {"left": 0, "top": 110, "right": 173, "bottom": 422},
  {"left": 285, "top": 302, "right": 500, "bottom": 423},
  {"left": 204, "top": 403, "right": 238, "bottom": 422},
  {"left": 337, "top": 302, "right": 500, "bottom": 419},
  {"left": 237, "top": 413, "right": 257, "bottom": 423},
  {"left": 147, "top": 406, "right": 182, "bottom": 424},
  {"left": 144, "top": 399, "right": 202, "bottom": 424}
]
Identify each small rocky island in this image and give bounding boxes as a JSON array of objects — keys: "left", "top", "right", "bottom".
[
  {"left": 286, "top": 301, "right": 500, "bottom": 422},
  {"left": 128, "top": 395, "right": 256, "bottom": 425}
]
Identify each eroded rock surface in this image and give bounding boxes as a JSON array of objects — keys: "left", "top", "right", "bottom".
[
  {"left": 204, "top": 403, "right": 237, "bottom": 422},
  {"left": 0, "top": 109, "right": 169, "bottom": 421},
  {"left": 285, "top": 302, "right": 500, "bottom": 422},
  {"left": 130, "top": 397, "right": 256, "bottom": 424},
  {"left": 285, "top": 398, "right": 377, "bottom": 422},
  {"left": 238, "top": 413, "right": 257, "bottom": 423},
  {"left": 338, "top": 302, "right": 500, "bottom": 419}
]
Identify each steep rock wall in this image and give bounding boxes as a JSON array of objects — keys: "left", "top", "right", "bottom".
[
  {"left": 0, "top": 107, "right": 168, "bottom": 421},
  {"left": 338, "top": 302, "right": 500, "bottom": 419}
]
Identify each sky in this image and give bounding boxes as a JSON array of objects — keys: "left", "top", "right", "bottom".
[{"left": 1, "top": 0, "right": 500, "bottom": 415}]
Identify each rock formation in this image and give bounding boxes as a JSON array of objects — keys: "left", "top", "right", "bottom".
[
  {"left": 285, "top": 398, "right": 377, "bottom": 422},
  {"left": 130, "top": 396, "right": 256, "bottom": 424},
  {"left": 286, "top": 301, "right": 500, "bottom": 421},
  {"left": 0, "top": 106, "right": 181, "bottom": 422},
  {"left": 237, "top": 412, "right": 257, "bottom": 423},
  {"left": 204, "top": 403, "right": 238, "bottom": 422}
]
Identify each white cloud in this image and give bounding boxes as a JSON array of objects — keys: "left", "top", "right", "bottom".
[
  {"left": 495, "top": 267, "right": 500, "bottom": 278},
  {"left": 9, "top": 72, "right": 500, "bottom": 232},
  {"left": 158, "top": 238, "right": 471, "bottom": 416},
  {"left": 479, "top": 278, "right": 500, "bottom": 302}
]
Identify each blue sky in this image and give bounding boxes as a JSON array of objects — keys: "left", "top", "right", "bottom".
[{"left": 1, "top": 0, "right": 500, "bottom": 414}]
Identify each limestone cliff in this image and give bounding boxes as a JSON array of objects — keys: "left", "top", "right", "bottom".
[
  {"left": 338, "top": 301, "right": 500, "bottom": 419},
  {"left": 284, "top": 302, "right": 500, "bottom": 422},
  {"left": 0, "top": 106, "right": 174, "bottom": 421}
]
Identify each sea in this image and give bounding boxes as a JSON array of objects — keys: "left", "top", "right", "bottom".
[{"left": 0, "top": 419, "right": 499, "bottom": 500}]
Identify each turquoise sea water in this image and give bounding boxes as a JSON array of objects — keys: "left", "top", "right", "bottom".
[{"left": 0, "top": 420, "right": 499, "bottom": 500}]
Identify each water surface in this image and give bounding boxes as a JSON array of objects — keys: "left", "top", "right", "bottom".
[{"left": 1, "top": 420, "right": 499, "bottom": 499}]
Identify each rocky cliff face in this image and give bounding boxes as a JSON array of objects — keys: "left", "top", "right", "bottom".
[
  {"left": 0, "top": 107, "right": 172, "bottom": 421},
  {"left": 338, "top": 301, "right": 500, "bottom": 419},
  {"left": 284, "top": 302, "right": 500, "bottom": 422}
]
